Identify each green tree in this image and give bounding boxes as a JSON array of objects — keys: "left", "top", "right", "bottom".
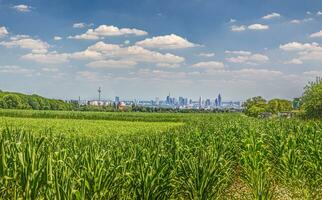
[
  {"left": 2, "top": 94, "right": 21, "bottom": 109},
  {"left": 268, "top": 99, "right": 292, "bottom": 114},
  {"left": 301, "top": 77, "right": 322, "bottom": 118},
  {"left": 243, "top": 96, "right": 268, "bottom": 117}
]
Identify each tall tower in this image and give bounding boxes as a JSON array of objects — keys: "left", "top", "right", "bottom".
[
  {"left": 98, "top": 87, "right": 102, "bottom": 106},
  {"left": 218, "top": 94, "right": 222, "bottom": 106}
]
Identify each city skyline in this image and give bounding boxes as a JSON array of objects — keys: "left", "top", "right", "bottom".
[{"left": 1, "top": 0, "right": 322, "bottom": 100}]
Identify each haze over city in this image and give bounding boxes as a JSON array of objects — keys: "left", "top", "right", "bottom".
[{"left": 0, "top": 0, "right": 322, "bottom": 101}]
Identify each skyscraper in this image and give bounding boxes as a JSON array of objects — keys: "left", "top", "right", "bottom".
[
  {"left": 115, "top": 96, "right": 120, "bottom": 104},
  {"left": 199, "top": 96, "right": 203, "bottom": 108},
  {"left": 218, "top": 94, "right": 222, "bottom": 106}
]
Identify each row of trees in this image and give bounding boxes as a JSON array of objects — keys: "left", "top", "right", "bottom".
[
  {"left": 243, "top": 77, "right": 322, "bottom": 119},
  {"left": 243, "top": 97, "right": 292, "bottom": 117},
  {"left": 0, "top": 91, "right": 73, "bottom": 110}
]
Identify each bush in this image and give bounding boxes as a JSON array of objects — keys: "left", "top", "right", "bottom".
[{"left": 301, "top": 77, "right": 322, "bottom": 119}]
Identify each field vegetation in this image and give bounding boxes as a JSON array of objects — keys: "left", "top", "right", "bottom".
[{"left": 0, "top": 112, "right": 321, "bottom": 199}]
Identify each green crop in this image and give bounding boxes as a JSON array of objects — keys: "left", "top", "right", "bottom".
[{"left": 0, "top": 112, "right": 321, "bottom": 199}]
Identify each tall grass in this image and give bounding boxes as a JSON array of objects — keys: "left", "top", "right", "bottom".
[{"left": 0, "top": 113, "right": 321, "bottom": 199}]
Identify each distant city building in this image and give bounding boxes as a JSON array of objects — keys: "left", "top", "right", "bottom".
[
  {"left": 205, "top": 99, "right": 211, "bottom": 107},
  {"left": 215, "top": 98, "right": 218, "bottom": 107},
  {"left": 115, "top": 96, "right": 120, "bottom": 104},
  {"left": 218, "top": 94, "right": 222, "bottom": 106}
]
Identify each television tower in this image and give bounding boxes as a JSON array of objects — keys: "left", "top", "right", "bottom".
[{"left": 98, "top": 87, "right": 102, "bottom": 105}]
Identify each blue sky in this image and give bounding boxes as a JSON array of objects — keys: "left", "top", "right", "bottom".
[{"left": 0, "top": 0, "right": 322, "bottom": 101}]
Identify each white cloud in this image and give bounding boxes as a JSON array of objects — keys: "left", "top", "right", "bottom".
[
  {"left": 0, "top": 36, "right": 50, "bottom": 53},
  {"left": 225, "top": 50, "right": 252, "bottom": 55},
  {"left": 310, "top": 30, "right": 322, "bottom": 38},
  {"left": 135, "top": 34, "right": 197, "bottom": 49},
  {"left": 191, "top": 61, "right": 225, "bottom": 70},
  {"left": 199, "top": 52, "right": 215, "bottom": 57},
  {"left": 231, "top": 25, "right": 246, "bottom": 32},
  {"left": 87, "top": 60, "right": 137, "bottom": 68},
  {"left": 53, "top": 36, "right": 62, "bottom": 41},
  {"left": 290, "top": 19, "right": 301, "bottom": 24},
  {"left": 76, "top": 71, "right": 98, "bottom": 81},
  {"left": 226, "top": 52, "right": 269, "bottom": 64},
  {"left": 71, "top": 50, "right": 103, "bottom": 60},
  {"left": 248, "top": 24, "right": 269, "bottom": 30},
  {"left": 68, "top": 25, "right": 148, "bottom": 40},
  {"left": 317, "top": 11, "right": 322, "bottom": 16},
  {"left": 284, "top": 58, "right": 303, "bottom": 65},
  {"left": 279, "top": 42, "right": 322, "bottom": 51},
  {"left": 262, "top": 12, "right": 281, "bottom": 20},
  {"left": 230, "top": 19, "right": 236, "bottom": 23},
  {"left": 12, "top": 4, "right": 31, "bottom": 12},
  {"left": 156, "top": 63, "right": 180, "bottom": 68},
  {"left": 82, "top": 41, "right": 185, "bottom": 63},
  {"left": 21, "top": 52, "right": 69, "bottom": 64},
  {"left": 42, "top": 67, "right": 59, "bottom": 72},
  {"left": 0, "top": 26, "right": 8, "bottom": 37},
  {"left": 0, "top": 65, "right": 34, "bottom": 75},
  {"left": 124, "top": 40, "right": 130, "bottom": 45},
  {"left": 298, "top": 50, "right": 322, "bottom": 61},
  {"left": 73, "top": 23, "right": 86, "bottom": 28}
]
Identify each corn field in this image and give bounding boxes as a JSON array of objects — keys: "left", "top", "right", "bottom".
[{"left": 0, "top": 113, "right": 321, "bottom": 199}]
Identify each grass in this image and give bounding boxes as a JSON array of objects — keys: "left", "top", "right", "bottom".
[{"left": 0, "top": 111, "right": 321, "bottom": 199}]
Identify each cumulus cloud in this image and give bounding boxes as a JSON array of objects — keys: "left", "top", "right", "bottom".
[
  {"left": 279, "top": 42, "right": 322, "bottom": 51},
  {"left": 21, "top": 52, "right": 69, "bottom": 64},
  {"left": 68, "top": 25, "right": 148, "bottom": 40},
  {"left": 262, "top": 12, "right": 281, "bottom": 20},
  {"left": 0, "top": 36, "right": 50, "bottom": 53},
  {"left": 248, "top": 24, "right": 269, "bottom": 30},
  {"left": 135, "top": 34, "right": 197, "bottom": 49},
  {"left": 226, "top": 51, "right": 269, "bottom": 64},
  {"left": 0, "top": 26, "right": 8, "bottom": 37},
  {"left": 156, "top": 63, "right": 180, "bottom": 68},
  {"left": 317, "top": 11, "right": 322, "bottom": 16},
  {"left": 225, "top": 50, "right": 251, "bottom": 55},
  {"left": 310, "top": 30, "right": 322, "bottom": 38},
  {"left": 73, "top": 23, "right": 86, "bottom": 28},
  {"left": 53, "top": 36, "right": 62, "bottom": 41},
  {"left": 71, "top": 50, "right": 103, "bottom": 60},
  {"left": 86, "top": 60, "right": 137, "bottom": 68},
  {"left": 199, "top": 52, "right": 215, "bottom": 57},
  {"left": 284, "top": 58, "right": 303, "bottom": 65},
  {"left": 12, "top": 4, "right": 32, "bottom": 12},
  {"left": 0, "top": 65, "right": 34, "bottom": 75},
  {"left": 191, "top": 61, "right": 225, "bottom": 70},
  {"left": 280, "top": 42, "right": 322, "bottom": 62},
  {"left": 231, "top": 25, "right": 246, "bottom": 32},
  {"left": 76, "top": 41, "right": 185, "bottom": 64}
]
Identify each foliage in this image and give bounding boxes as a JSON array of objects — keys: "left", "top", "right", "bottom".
[
  {"left": 301, "top": 77, "right": 322, "bottom": 119},
  {"left": 0, "top": 113, "right": 321, "bottom": 199},
  {"left": 243, "top": 96, "right": 268, "bottom": 117},
  {"left": 267, "top": 99, "right": 292, "bottom": 114},
  {"left": 0, "top": 91, "right": 73, "bottom": 111}
]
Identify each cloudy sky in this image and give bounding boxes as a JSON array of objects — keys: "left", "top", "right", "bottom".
[{"left": 0, "top": 0, "right": 322, "bottom": 101}]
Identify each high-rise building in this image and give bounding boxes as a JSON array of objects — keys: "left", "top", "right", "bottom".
[
  {"left": 218, "top": 94, "right": 222, "bottom": 106},
  {"left": 199, "top": 96, "right": 203, "bottom": 108},
  {"left": 215, "top": 98, "right": 218, "bottom": 107},
  {"left": 205, "top": 99, "right": 211, "bottom": 107},
  {"left": 115, "top": 96, "right": 120, "bottom": 104},
  {"left": 166, "top": 93, "right": 171, "bottom": 104},
  {"left": 155, "top": 97, "right": 160, "bottom": 105}
]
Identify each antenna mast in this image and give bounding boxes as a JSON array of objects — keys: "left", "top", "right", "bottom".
[{"left": 98, "top": 87, "right": 102, "bottom": 105}]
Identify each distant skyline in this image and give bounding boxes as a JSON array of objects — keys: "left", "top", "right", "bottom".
[{"left": 0, "top": 0, "right": 322, "bottom": 100}]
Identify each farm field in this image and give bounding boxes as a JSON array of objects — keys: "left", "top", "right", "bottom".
[{"left": 0, "top": 111, "right": 321, "bottom": 199}]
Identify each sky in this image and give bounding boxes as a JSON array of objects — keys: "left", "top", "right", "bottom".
[{"left": 0, "top": 0, "right": 322, "bottom": 101}]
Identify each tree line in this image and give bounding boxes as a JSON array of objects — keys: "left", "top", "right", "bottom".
[{"left": 243, "top": 77, "right": 322, "bottom": 119}]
